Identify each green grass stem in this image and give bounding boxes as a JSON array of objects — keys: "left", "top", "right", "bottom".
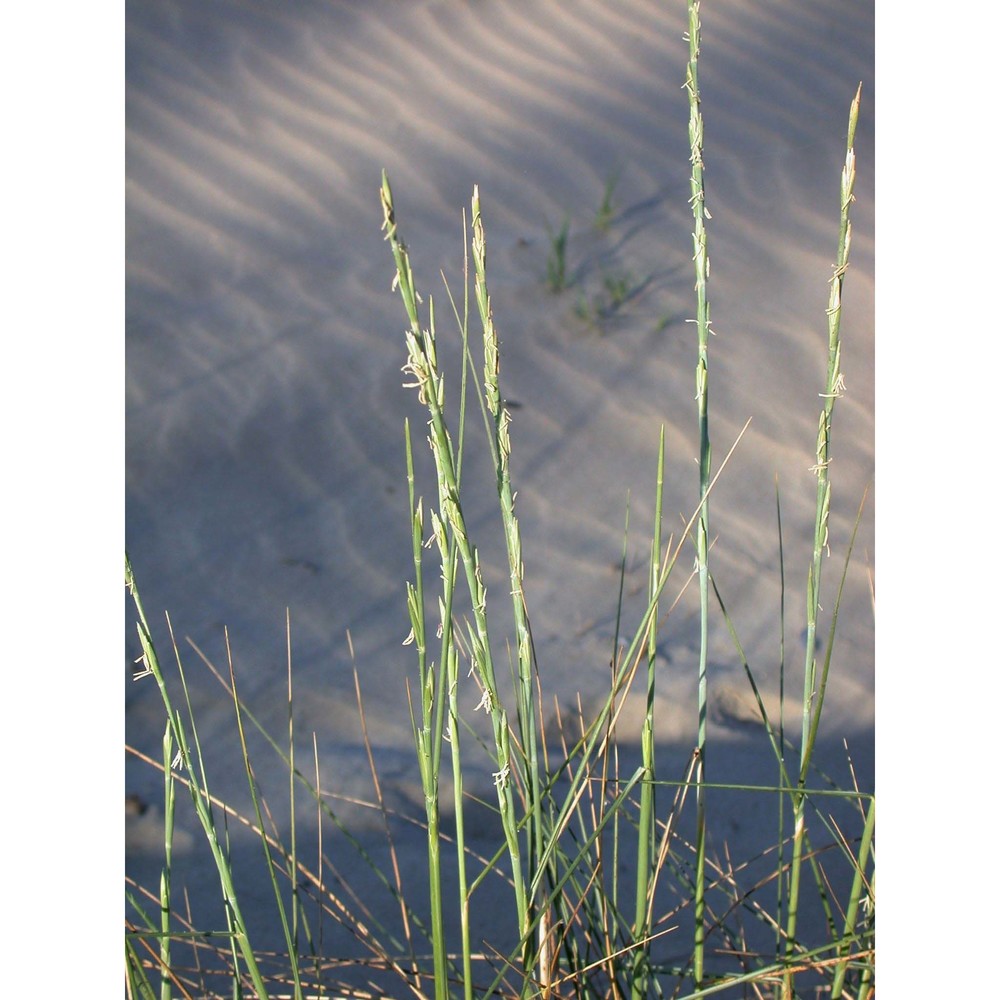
[
  {"left": 158, "top": 722, "right": 175, "bottom": 1000},
  {"left": 383, "top": 171, "right": 529, "bottom": 967},
  {"left": 830, "top": 796, "right": 875, "bottom": 999},
  {"left": 683, "top": 2, "right": 713, "bottom": 985},
  {"left": 785, "top": 84, "right": 863, "bottom": 988},
  {"left": 631, "top": 428, "right": 665, "bottom": 1000},
  {"left": 224, "top": 628, "right": 305, "bottom": 1000},
  {"left": 774, "top": 478, "right": 789, "bottom": 959},
  {"left": 471, "top": 185, "right": 560, "bottom": 989}
]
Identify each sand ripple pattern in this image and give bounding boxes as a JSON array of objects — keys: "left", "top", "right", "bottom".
[{"left": 127, "top": 0, "right": 874, "bottom": 783}]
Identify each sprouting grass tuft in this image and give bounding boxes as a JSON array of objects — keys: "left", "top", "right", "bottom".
[
  {"left": 545, "top": 215, "right": 572, "bottom": 292},
  {"left": 594, "top": 164, "right": 623, "bottom": 233}
]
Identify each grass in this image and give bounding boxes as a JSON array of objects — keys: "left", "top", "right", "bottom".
[
  {"left": 545, "top": 215, "right": 572, "bottom": 292},
  {"left": 548, "top": 168, "right": 666, "bottom": 334},
  {"left": 683, "top": 9, "right": 713, "bottom": 984},
  {"left": 593, "top": 165, "right": 623, "bottom": 234},
  {"left": 125, "top": 3, "right": 873, "bottom": 997}
]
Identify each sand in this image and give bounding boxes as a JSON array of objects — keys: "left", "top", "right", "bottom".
[{"left": 125, "top": 0, "right": 874, "bottom": 991}]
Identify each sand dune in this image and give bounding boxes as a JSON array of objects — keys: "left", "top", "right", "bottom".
[{"left": 126, "top": 0, "right": 874, "bottom": 980}]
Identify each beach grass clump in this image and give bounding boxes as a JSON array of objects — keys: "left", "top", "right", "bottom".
[{"left": 125, "top": 3, "right": 873, "bottom": 997}]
